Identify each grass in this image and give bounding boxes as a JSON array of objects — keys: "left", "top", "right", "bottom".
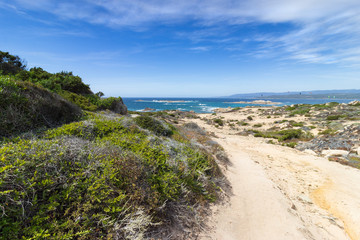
[{"left": 0, "top": 114, "right": 223, "bottom": 239}]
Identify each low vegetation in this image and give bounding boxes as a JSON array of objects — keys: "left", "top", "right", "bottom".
[
  {"left": 0, "top": 76, "right": 81, "bottom": 137},
  {"left": 0, "top": 114, "right": 224, "bottom": 239},
  {"left": 0, "top": 51, "right": 225, "bottom": 239},
  {"left": 254, "top": 129, "right": 307, "bottom": 142},
  {"left": 0, "top": 51, "right": 126, "bottom": 113},
  {"left": 213, "top": 118, "right": 224, "bottom": 126}
]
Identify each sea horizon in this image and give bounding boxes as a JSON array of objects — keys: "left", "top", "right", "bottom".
[{"left": 123, "top": 97, "right": 357, "bottom": 113}]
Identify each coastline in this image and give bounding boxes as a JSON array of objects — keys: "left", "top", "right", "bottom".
[
  {"left": 123, "top": 98, "right": 355, "bottom": 113},
  {"left": 223, "top": 100, "right": 282, "bottom": 105}
]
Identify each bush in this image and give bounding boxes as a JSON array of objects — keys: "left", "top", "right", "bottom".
[
  {"left": 253, "top": 129, "right": 304, "bottom": 142},
  {"left": 135, "top": 115, "right": 173, "bottom": 137},
  {"left": 0, "top": 76, "right": 82, "bottom": 137},
  {"left": 59, "top": 90, "right": 98, "bottom": 111},
  {"left": 0, "top": 114, "right": 222, "bottom": 239},
  {"left": 0, "top": 51, "right": 26, "bottom": 75},
  {"left": 97, "top": 97, "right": 127, "bottom": 115},
  {"left": 213, "top": 118, "right": 224, "bottom": 126},
  {"left": 290, "top": 121, "right": 304, "bottom": 127},
  {"left": 285, "top": 104, "right": 311, "bottom": 115},
  {"left": 326, "top": 115, "right": 341, "bottom": 120},
  {"left": 283, "top": 142, "right": 297, "bottom": 148},
  {"left": 277, "top": 129, "right": 303, "bottom": 141},
  {"left": 319, "top": 129, "right": 336, "bottom": 135}
]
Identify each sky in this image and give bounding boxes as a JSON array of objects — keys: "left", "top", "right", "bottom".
[{"left": 1, "top": 0, "right": 360, "bottom": 97}]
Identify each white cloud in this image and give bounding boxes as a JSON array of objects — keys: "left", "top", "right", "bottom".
[
  {"left": 6, "top": 0, "right": 360, "bottom": 65},
  {"left": 9, "top": 0, "right": 359, "bottom": 26},
  {"left": 189, "top": 46, "right": 210, "bottom": 52}
]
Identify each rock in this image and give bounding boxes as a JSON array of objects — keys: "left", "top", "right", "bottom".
[
  {"left": 348, "top": 100, "right": 360, "bottom": 106},
  {"left": 301, "top": 126, "right": 311, "bottom": 131},
  {"left": 298, "top": 194, "right": 312, "bottom": 204},
  {"left": 304, "top": 149, "right": 317, "bottom": 156},
  {"left": 328, "top": 122, "right": 344, "bottom": 131},
  {"left": 143, "top": 107, "right": 155, "bottom": 112},
  {"left": 214, "top": 107, "right": 229, "bottom": 113},
  {"left": 357, "top": 147, "right": 360, "bottom": 155},
  {"left": 321, "top": 149, "right": 349, "bottom": 158},
  {"left": 279, "top": 122, "right": 291, "bottom": 129},
  {"left": 107, "top": 97, "right": 128, "bottom": 115}
]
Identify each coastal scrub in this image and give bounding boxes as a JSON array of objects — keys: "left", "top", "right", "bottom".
[{"left": 0, "top": 113, "right": 223, "bottom": 239}]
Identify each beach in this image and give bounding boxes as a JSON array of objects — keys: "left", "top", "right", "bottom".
[{"left": 179, "top": 104, "right": 360, "bottom": 240}]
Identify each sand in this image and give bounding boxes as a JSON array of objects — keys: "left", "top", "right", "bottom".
[{"left": 184, "top": 109, "right": 360, "bottom": 240}]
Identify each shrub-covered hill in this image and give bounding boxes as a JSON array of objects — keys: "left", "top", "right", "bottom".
[
  {"left": 0, "top": 113, "right": 226, "bottom": 239},
  {"left": 0, "top": 75, "right": 82, "bottom": 138},
  {"left": 0, "top": 51, "right": 127, "bottom": 114}
]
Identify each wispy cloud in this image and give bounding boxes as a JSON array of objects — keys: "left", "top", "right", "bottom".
[
  {"left": 189, "top": 46, "right": 210, "bottom": 52},
  {"left": 9, "top": 0, "right": 358, "bottom": 26},
  {"left": 253, "top": 10, "right": 360, "bottom": 65},
  {"left": 5, "top": 0, "right": 360, "bottom": 65}
]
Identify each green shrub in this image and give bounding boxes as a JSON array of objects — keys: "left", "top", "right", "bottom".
[
  {"left": 213, "top": 118, "right": 224, "bottom": 126},
  {"left": 319, "top": 129, "right": 336, "bottom": 135},
  {"left": 290, "top": 121, "right": 304, "bottom": 127},
  {"left": 277, "top": 129, "right": 303, "bottom": 141},
  {"left": 247, "top": 116, "right": 253, "bottom": 121},
  {"left": 285, "top": 105, "right": 311, "bottom": 115},
  {"left": 326, "top": 115, "right": 341, "bottom": 120},
  {"left": 285, "top": 106, "right": 296, "bottom": 111},
  {"left": 59, "top": 90, "right": 97, "bottom": 111},
  {"left": 0, "top": 76, "right": 82, "bottom": 137},
  {"left": 283, "top": 142, "right": 297, "bottom": 148},
  {"left": 0, "top": 115, "right": 222, "bottom": 239},
  {"left": 135, "top": 115, "right": 173, "bottom": 137},
  {"left": 0, "top": 51, "right": 26, "bottom": 75},
  {"left": 253, "top": 129, "right": 304, "bottom": 142}
]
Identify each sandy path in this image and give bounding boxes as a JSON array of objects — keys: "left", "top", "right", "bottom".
[{"left": 190, "top": 119, "right": 360, "bottom": 240}]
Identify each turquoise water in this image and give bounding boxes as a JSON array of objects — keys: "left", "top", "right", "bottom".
[{"left": 123, "top": 98, "right": 355, "bottom": 113}]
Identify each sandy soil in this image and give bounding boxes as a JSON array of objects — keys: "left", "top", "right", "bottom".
[{"left": 184, "top": 111, "right": 360, "bottom": 240}]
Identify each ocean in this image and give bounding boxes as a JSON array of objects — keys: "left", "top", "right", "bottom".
[{"left": 123, "top": 98, "right": 356, "bottom": 113}]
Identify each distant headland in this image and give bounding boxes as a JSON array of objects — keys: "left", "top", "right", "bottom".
[
  {"left": 222, "top": 89, "right": 360, "bottom": 99},
  {"left": 224, "top": 100, "right": 281, "bottom": 105}
]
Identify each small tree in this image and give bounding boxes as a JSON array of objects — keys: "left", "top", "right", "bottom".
[
  {"left": 96, "top": 91, "right": 104, "bottom": 98},
  {"left": 0, "top": 51, "right": 27, "bottom": 75}
]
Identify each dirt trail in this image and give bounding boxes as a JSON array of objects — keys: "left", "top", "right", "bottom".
[{"left": 192, "top": 119, "right": 360, "bottom": 240}]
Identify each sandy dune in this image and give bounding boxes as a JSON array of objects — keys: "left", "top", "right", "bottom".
[{"left": 188, "top": 117, "right": 360, "bottom": 240}]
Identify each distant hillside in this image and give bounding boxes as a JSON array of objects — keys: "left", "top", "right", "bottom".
[{"left": 224, "top": 89, "right": 360, "bottom": 99}]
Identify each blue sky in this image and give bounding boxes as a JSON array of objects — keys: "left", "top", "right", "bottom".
[{"left": 1, "top": 0, "right": 360, "bottom": 97}]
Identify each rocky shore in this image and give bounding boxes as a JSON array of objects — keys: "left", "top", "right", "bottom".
[{"left": 206, "top": 101, "right": 360, "bottom": 169}]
